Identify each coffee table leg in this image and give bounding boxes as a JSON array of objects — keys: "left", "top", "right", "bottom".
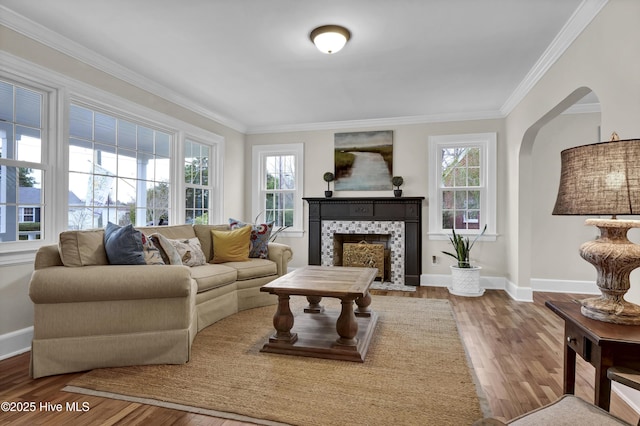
[
  {"left": 355, "top": 291, "right": 372, "bottom": 317},
  {"left": 304, "top": 295, "right": 324, "bottom": 313},
  {"left": 334, "top": 298, "right": 358, "bottom": 347},
  {"left": 270, "top": 294, "right": 298, "bottom": 344}
]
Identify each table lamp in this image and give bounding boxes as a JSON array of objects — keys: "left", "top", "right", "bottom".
[{"left": 552, "top": 134, "right": 640, "bottom": 324}]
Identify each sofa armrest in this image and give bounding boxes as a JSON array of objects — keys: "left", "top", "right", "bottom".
[
  {"left": 34, "top": 244, "right": 64, "bottom": 270},
  {"left": 267, "top": 242, "right": 293, "bottom": 276},
  {"left": 29, "top": 265, "right": 192, "bottom": 304}
]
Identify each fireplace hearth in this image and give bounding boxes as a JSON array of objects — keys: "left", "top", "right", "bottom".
[{"left": 304, "top": 197, "right": 424, "bottom": 286}]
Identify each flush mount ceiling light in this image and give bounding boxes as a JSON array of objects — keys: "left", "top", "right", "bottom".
[{"left": 310, "top": 25, "right": 351, "bottom": 54}]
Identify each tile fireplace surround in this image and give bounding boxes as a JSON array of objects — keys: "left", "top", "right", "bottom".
[
  {"left": 304, "top": 197, "right": 424, "bottom": 286},
  {"left": 322, "top": 220, "right": 405, "bottom": 285}
]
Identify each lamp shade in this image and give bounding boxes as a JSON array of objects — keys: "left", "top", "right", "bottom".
[
  {"left": 310, "top": 25, "right": 351, "bottom": 54},
  {"left": 552, "top": 139, "right": 640, "bottom": 215}
]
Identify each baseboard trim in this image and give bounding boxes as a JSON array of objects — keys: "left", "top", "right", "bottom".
[
  {"left": 0, "top": 326, "right": 32, "bottom": 361},
  {"left": 420, "top": 275, "right": 600, "bottom": 303},
  {"left": 530, "top": 278, "right": 599, "bottom": 295}
]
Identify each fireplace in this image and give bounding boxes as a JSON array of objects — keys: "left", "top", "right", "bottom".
[
  {"left": 324, "top": 221, "right": 404, "bottom": 284},
  {"left": 333, "top": 233, "right": 390, "bottom": 280},
  {"left": 304, "top": 197, "right": 424, "bottom": 285}
]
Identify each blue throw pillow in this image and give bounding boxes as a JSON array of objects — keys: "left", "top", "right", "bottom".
[
  {"left": 229, "top": 218, "right": 273, "bottom": 259},
  {"left": 104, "top": 222, "right": 146, "bottom": 265}
]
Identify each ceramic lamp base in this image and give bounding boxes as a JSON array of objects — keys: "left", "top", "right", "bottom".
[
  {"left": 579, "top": 218, "right": 640, "bottom": 325},
  {"left": 581, "top": 296, "right": 640, "bottom": 325}
]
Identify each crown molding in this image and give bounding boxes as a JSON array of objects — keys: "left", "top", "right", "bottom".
[
  {"left": 500, "top": 0, "right": 608, "bottom": 116},
  {"left": 0, "top": 6, "right": 247, "bottom": 133},
  {"left": 246, "top": 110, "right": 504, "bottom": 134}
]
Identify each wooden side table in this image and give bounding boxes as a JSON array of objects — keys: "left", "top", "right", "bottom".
[{"left": 546, "top": 300, "right": 640, "bottom": 410}]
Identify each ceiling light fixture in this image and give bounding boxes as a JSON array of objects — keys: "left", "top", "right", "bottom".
[{"left": 310, "top": 25, "right": 351, "bottom": 54}]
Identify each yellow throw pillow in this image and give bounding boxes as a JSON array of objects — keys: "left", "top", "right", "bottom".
[{"left": 211, "top": 225, "right": 251, "bottom": 263}]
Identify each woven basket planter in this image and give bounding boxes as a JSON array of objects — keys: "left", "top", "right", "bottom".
[{"left": 448, "top": 265, "right": 484, "bottom": 297}]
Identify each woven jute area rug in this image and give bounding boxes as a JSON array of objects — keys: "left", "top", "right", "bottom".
[{"left": 65, "top": 296, "right": 487, "bottom": 425}]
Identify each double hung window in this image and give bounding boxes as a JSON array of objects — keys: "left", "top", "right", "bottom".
[
  {"left": 428, "top": 133, "right": 496, "bottom": 239},
  {"left": 252, "top": 143, "right": 303, "bottom": 235},
  {"left": 0, "top": 79, "right": 46, "bottom": 243},
  {"left": 184, "top": 139, "right": 212, "bottom": 225}
]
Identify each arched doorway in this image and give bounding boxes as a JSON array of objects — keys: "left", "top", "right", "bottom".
[{"left": 518, "top": 87, "right": 601, "bottom": 294}]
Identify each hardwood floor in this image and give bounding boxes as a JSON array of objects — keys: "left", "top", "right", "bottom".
[{"left": 1, "top": 288, "right": 638, "bottom": 425}]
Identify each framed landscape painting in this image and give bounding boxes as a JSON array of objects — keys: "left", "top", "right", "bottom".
[{"left": 334, "top": 130, "right": 393, "bottom": 191}]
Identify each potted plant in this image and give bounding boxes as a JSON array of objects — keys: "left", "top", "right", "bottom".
[
  {"left": 442, "top": 224, "right": 487, "bottom": 297},
  {"left": 323, "top": 172, "right": 335, "bottom": 198},
  {"left": 392, "top": 176, "right": 404, "bottom": 197}
]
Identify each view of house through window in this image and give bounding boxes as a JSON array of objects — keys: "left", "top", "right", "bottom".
[
  {"left": 68, "top": 104, "right": 172, "bottom": 229},
  {"left": 184, "top": 139, "right": 211, "bottom": 224},
  {"left": 0, "top": 80, "right": 45, "bottom": 242},
  {"left": 428, "top": 132, "right": 496, "bottom": 238},
  {"left": 441, "top": 146, "right": 481, "bottom": 230}
]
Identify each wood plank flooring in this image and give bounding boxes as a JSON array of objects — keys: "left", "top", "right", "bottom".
[{"left": 1, "top": 287, "right": 638, "bottom": 425}]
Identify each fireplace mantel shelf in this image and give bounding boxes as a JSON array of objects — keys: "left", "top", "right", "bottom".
[{"left": 304, "top": 197, "right": 424, "bottom": 285}]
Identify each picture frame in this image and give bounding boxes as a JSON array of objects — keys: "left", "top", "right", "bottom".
[{"left": 334, "top": 130, "right": 393, "bottom": 191}]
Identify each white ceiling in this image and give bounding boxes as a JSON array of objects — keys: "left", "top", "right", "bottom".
[{"left": 0, "top": 0, "right": 603, "bottom": 133}]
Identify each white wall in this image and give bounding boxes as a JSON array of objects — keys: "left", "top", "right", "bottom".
[
  {"left": 505, "top": 0, "right": 640, "bottom": 410},
  {"left": 505, "top": 0, "right": 640, "bottom": 292},
  {"left": 531, "top": 111, "right": 601, "bottom": 282},
  {"left": 246, "top": 119, "right": 508, "bottom": 277}
]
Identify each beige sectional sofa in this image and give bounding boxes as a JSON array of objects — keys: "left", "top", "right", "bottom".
[{"left": 28, "top": 224, "right": 293, "bottom": 378}]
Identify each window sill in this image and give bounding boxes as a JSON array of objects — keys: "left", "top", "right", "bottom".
[
  {"left": 276, "top": 229, "right": 305, "bottom": 239},
  {"left": 0, "top": 249, "right": 38, "bottom": 266},
  {"left": 427, "top": 232, "right": 497, "bottom": 242}
]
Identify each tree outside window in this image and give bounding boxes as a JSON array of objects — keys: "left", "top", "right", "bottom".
[
  {"left": 184, "top": 139, "right": 211, "bottom": 225},
  {"left": 441, "top": 147, "right": 481, "bottom": 231},
  {"left": 428, "top": 133, "right": 496, "bottom": 239}
]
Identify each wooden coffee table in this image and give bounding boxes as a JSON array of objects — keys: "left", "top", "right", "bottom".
[{"left": 260, "top": 265, "right": 378, "bottom": 362}]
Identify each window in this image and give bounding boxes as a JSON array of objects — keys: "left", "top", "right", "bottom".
[
  {"left": 68, "top": 104, "right": 172, "bottom": 229},
  {"left": 252, "top": 143, "right": 304, "bottom": 236},
  {"left": 19, "top": 207, "right": 35, "bottom": 222},
  {"left": 0, "top": 58, "right": 224, "bottom": 261},
  {"left": 428, "top": 133, "right": 496, "bottom": 239},
  {"left": 184, "top": 139, "right": 212, "bottom": 225},
  {"left": 0, "top": 79, "right": 46, "bottom": 243}
]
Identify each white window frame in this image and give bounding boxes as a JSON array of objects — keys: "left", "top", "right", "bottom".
[
  {"left": 0, "top": 72, "right": 55, "bottom": 255},
  {"left": 182, "top": 134, "right": 223, "bottom": 225},
  {"left": 428, "top": 132, "right": 497, "bottom": 241},
  {"left": 252, "top": 143, "right": 304, "bottom": 237},
  {"left": 0, "top": 52, "right": 224, "bottom": 264}
]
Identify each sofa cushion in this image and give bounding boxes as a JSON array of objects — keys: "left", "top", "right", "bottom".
[
  {"left": 211, "top": 226, "right": 251, "bottom": 263},
  {"left": 229, "top": 218, "right": 273, "bottom": 259},
  {"left": 223, "top": 258, "right": 278, "bottom": 281},
  {"left": 189, "top": 264, "right": 238, "bottom": 293},
  {"left": 165, "top": 237, "right": 207, "bottom": 267},
  {"left": 58, "top": 229, "right": 109, "bottom": 267},
  {"left": 138, "top": 224, "right": 196, "bottom": 240},
  {"left": 141, "top": 233, "right": 165, "bottom": 265},
  {"left": 149, "top": 233, "right": 183, "bottom": 265},
  {"left": 193, "top": 224, "right": 229, "bottom": 262},
  {"left": 104, "top": 222, "right": 146, "bottom": 265}
]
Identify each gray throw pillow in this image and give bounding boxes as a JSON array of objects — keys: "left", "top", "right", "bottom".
[{"left": 104, "top": 222, "right": 146, "bottom": 265}]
